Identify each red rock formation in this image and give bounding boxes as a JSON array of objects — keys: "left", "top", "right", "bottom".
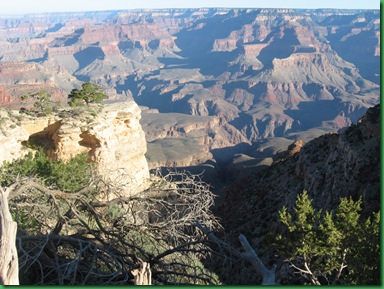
[
  {"left": 212, "top": 39, "right": 237, "bottom": 52},
  {"left": 80, "top": 26, "right": 121, "bottom": 44},
  {"left": 100, "top": 42, "right": 121, "bottom": 56},
  {"left": 0, "top": 62, "right": 75, "bottom": 105},
  {"left": 243, "top": 43, "right": 269, "bottom": 57},
  {"left": 0, "top": 8, "right": 379, "bottom": 149},
  {"left": 0, "top": 87, "right": 11, "bottom": 105},
  {"left": 47, "top": 46, "right": 84, "bottom": 59}
]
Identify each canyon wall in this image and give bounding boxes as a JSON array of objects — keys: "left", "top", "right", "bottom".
[{"left": 0, "top": 8, "right": 380, "bottom": 168}]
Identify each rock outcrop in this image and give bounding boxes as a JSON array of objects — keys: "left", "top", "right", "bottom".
[
  {"left": 0, "top": 110, "right": 32, "bottom": 163},
  {"left": 219, "top": 104, "right": 380, "bottom": 283},
  {"left": 0, "top": 101, "right": 150, "bottom": 196},
  {"left": 140, "top": 109, "right": 248, "bottom": 168}
]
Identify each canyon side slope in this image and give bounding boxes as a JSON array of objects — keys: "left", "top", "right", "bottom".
[
  {"left": 218, "top": 103, "right": 380, "bottom": 284},
  {"left": 0, "top": 8, "right": 380, "bottom": 169},
  {"left": 0, "top": 8, "right": 380, "bottom": 285}
]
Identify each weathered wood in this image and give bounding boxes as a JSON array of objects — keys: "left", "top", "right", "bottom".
[
  {"left": 0, "top": 188, "right": 19, "bottom": 285},
  {"left": 131, "top": 262, "right": 152, "bottom": 285},
  {"left": 239, "top": 234, "right": 276, "bottom": 285},
  {"left": 194, "top": 221, "right": 277, "bottom": 285}
]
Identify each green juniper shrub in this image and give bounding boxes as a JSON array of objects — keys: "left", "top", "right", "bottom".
[
  {"left": 0, "top": 150, "right": 92, "bottom": 192},
  {"left": 274, "top": 191, "right": 380, "bottom": 285}
]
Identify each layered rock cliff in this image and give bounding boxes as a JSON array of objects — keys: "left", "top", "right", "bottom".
[
  {"left": 0, "top": 101, "right": 150, "bottom": 196},
  {"left": 0, "top": 8, "right": 380, "bottom": 170},
  {"left": 141, "top": 108, "right": 248, "bottom": 168}
]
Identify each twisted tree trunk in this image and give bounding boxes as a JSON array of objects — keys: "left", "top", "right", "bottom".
[{"left": 0, "top": 188, "right": 19, "bottom": 285}]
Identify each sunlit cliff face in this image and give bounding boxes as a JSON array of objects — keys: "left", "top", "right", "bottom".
[{"left": 0, "top": 101, "right": 150, "bottom": 197}]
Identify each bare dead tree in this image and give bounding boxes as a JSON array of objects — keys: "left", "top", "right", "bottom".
[
  {"left": 194, "top": 221, "right": 277, "bottom": 285},
  {"left": 0, "top": 187, "right": 19, "bottom": 285},
  {"left": 6, "top": 171, "right": 221, "bottom": 285}
]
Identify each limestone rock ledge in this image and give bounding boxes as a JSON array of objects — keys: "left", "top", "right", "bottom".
[{"left": 0, "top": 101, "right": 150, "bottom": 196}]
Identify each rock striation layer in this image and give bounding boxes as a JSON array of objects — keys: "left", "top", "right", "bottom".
[
  {"left": 0, "top": 8, "right": 380, "bottom": 170},
  {"left": 0, "top": 101, "right": 150, "bottom": 196}
]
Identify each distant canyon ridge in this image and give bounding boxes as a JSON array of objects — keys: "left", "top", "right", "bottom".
[{"left": 0, "top": 8, "right": 380, "bottom": 171}]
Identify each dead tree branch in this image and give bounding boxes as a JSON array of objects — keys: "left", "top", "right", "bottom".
[
  {"left": 195, "top": 221, "right": 277, "bottom": 285},
  {"left": 131, "top": 261, "right": 152, "bottom": 285},
  {"left": 6, "top": 171, "right": 220, "bottom": 285},
  {"left": 239, "top": 234, "right": 276, "bottom": 285},
  {"left": 0, "top": 187, "right": 19, "bottom": 285}
]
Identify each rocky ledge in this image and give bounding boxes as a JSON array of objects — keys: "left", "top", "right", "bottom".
[{"left": 0, "top": 101, "right": 150, "bottom": 196}]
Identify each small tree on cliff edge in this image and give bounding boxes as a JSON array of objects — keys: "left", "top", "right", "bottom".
[
  {"left": 68, "top": 82, "right": 106, "bottom": 106},
  {"left": 20, "top": 89, "right": 57, "bottom": 115}
]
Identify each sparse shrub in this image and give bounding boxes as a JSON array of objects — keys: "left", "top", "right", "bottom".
[
  {"left": 0, "top": 117, "right": 7, "bottom": 135},
  {"left": 20, "top": 89, "right": 58, "bottom": 116}
]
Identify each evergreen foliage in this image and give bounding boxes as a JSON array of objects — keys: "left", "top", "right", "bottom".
[
  {"left": 1, "top": 152, "right": 221, "bottom": 285},
  {"left": 68, "top": 82, "right": 106, "bottom": 107},
  {"left": 0, "top": 150, "right": 92, "bottom": 192},
  {"left": 275, "top": 191, "right": 380, "bottom": 285},
  {"left": 20, "top": 89, "right": 57, "bottom": 115}
]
